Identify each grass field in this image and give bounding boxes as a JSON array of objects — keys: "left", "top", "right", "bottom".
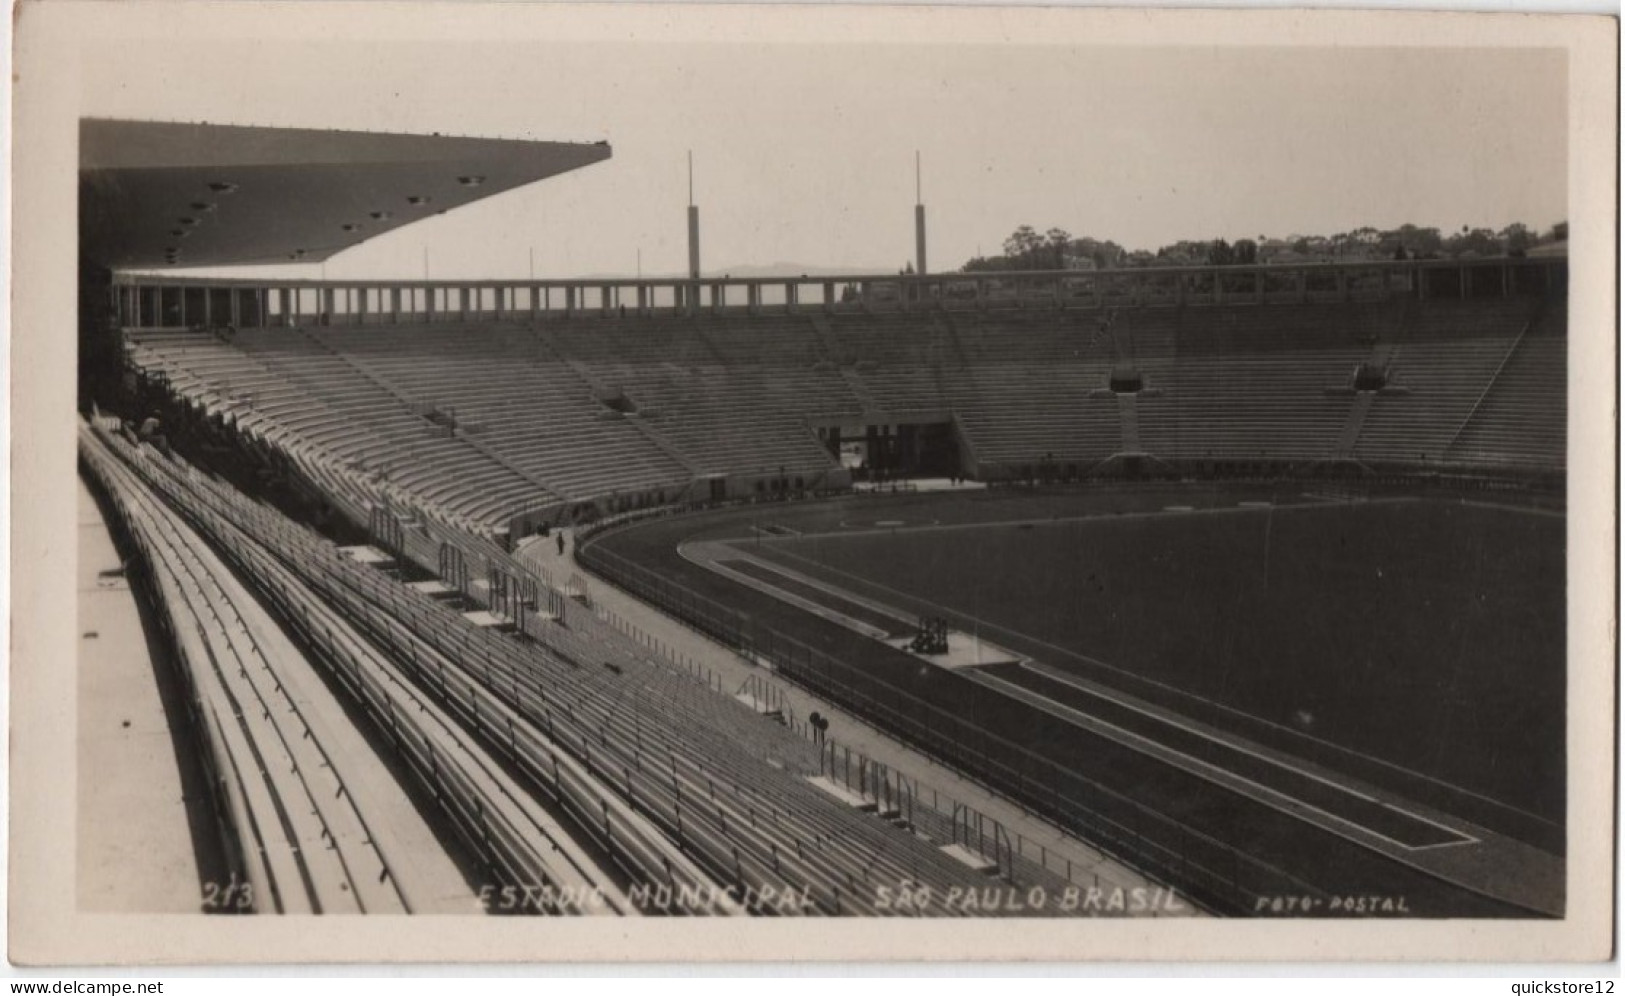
[{"left": 755, "top": 498, "right": 1565, "bottom": 826}]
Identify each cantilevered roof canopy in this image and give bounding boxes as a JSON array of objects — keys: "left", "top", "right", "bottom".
[{"left": 80, "top": 119, "right": 612, "bottom": 270}]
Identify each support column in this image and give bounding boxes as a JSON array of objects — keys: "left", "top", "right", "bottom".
[
  {"left": 914, "top": 152, "right": 928, "bottom": 277},
  {"left": 687, "top": 206, "right": 701, "bottom": 292},
  {"left": 1460, "top": 264, "right": 1470, "bottom": 300},
  {"left": 915, "top": 204, "right": 928, "bottom": 277}
]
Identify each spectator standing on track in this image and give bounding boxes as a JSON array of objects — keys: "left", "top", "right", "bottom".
[{"left": 556, "top": 531, "right": 566, "bottom": 557}]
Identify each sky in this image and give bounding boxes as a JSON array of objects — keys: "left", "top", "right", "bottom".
[{"left": 81, "top": 21, "right": 1569, "bottom": 281}]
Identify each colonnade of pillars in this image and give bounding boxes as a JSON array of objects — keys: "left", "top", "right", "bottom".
[{"left": 112, "top": 259, "right": 1564, "bottom": 329}]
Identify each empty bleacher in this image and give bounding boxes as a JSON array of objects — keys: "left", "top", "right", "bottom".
[
  {"left": 546, "top": 316, "right": 852, "bottom": 483},
  {"left": 308, "top": 323, "right": 693, "bottom": 503},
  {"left": 1355, "top": 299, "right": 1541, "bottom": 466},
  {"left": 942, "top": 311, "right": 1122, "bottom": 470},
  {"left": 93, "top": 423, "right": 1087, "bottom": 915},
  {"left": 127, "top": 327, "right": 546, "bottom": 534},
  {"left": 1137, "top": 303, "right": 1391, "bottom": 463},
  {"left": 1445, "top": 302, "right": 1567, "bottom": 471},
  {"left": 127, "top": 293, "right": 1565, "bottom": 540}
]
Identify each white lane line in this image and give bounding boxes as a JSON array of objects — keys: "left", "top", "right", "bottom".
[
  {"left": 762, "top": 536, "right": 1550, "bottom": 831},
  {"left": 723, "top": 547, "right": 921, "bottom": 629},
  {"left": 678, "top": 543, "right": 890, "bottom": 641},
  {"left": 1016, "top": 662, "right": 1478, "bottom": 849},
  {"left": 974, "top": 668, "right": 1476, "bottom": 854}
]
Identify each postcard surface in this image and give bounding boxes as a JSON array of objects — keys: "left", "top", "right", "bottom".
[{"left": 9, "top": 0, "right": 1617, "bottom": 966}]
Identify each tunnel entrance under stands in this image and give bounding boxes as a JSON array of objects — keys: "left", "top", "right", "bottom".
[
  {"left": 820, "top": 421, "right": 961, "bottom": 481},
  {"left": 1352, "top": 361, "right": 1389, "bottom": 392},
  {"left": 1109, "top": 363, "right": 1144, "bottom": 394}
]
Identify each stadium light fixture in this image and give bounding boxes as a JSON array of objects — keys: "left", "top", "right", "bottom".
[
  {"left": 456, "top": 175, "right": 486, "bottom": 187},
  {"left": 206, "top": 181, "right": 239, "bottom": 194}
]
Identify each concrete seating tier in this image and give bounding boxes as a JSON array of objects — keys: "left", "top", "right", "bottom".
[
  {"left": 130, "top": 293, "right": 1563, "bottom": 538},
  {"left": 1446, "top": 304, "right": 1567, "bottom": 470},
  {"left": 127, "top": 328, "right": 540, "bottom": 533},
  {"left": 125, "top": 437, "right": 1074, "bottom": 915},
  {"left": 310, "top": 324, "right": 692, "bottom": 503},
  {"left": 825, "top": 313, "right": 954, "bottom": 416},
  {"left": 1355, "top": 300, "right": 1536, "bottom": 466},
  {"left": 1136, "top": 304, "right": 1382, "bottom": 462},
  {"left": 546, "top": 317, "right": 850, "bottom": 481},
  {"left": 940, "top": 311, "right": 1124, "bottom": 467}
]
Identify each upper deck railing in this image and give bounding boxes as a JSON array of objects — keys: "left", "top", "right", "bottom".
[{"left": 110, "top": 256, "right": 1566, "bottom": 329}]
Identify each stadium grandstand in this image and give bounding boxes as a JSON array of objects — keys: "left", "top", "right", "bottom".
[{"left": 77, "top": 118, "right": 1566, "bottom": 919}]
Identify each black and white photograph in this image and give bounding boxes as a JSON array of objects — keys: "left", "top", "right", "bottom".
[{"left": 8, "top": 0, "right": 1617, "bottom": 968}]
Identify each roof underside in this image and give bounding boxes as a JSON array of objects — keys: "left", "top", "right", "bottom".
[{"left": 80, "top": 119, "right": 612, "bottom": 270}]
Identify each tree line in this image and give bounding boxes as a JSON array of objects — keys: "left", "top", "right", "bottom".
[{"left": 960, "top": 221, "right": 1568, "bottom": 273}]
